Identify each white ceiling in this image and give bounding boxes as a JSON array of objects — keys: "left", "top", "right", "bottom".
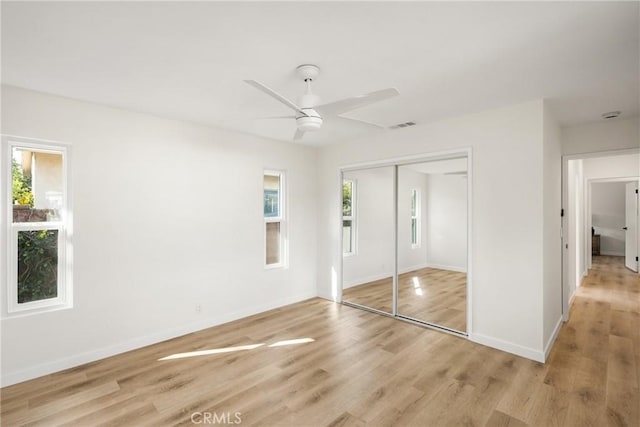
[{"left": 2, "top": 2, "right": 638, "bottom": 145}]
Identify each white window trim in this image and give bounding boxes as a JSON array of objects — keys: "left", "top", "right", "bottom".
[
  {"left": 343, "top": 179, "right": 357, "bottom": 256},
  {"left": 264, "top": 169, "right": 287, "bottom": 269},
  {"left": 4, "top": 136, "right": 73, "bottom": 316},
  {"left": 411, "top": 188, "right": 421, "bottom": 249}
]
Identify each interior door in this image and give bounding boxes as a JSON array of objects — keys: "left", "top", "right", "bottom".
[
  {"left": 624, "top": 181, "right": 639, "bottom": 272},
  {"left": 341, "top": 166, "right": 395, "bottom": 313}
]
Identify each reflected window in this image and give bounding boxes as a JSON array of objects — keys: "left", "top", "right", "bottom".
[
  {"left": 411, "top": 188, "right": 421, "bottom": 248},
  {"left": 343, "top": 179, "right": 356, "bottom": 255},
  {"left": 264, "top": 171, "right": 285, "bottom": 267}
]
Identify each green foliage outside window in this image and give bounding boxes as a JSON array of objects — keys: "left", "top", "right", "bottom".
[
  {"left": 12, "top": 159, "right": 34, "bottom": 206},
  {"left": 343, "top": 181, "right": 352, "bottom": 216},
  {"left": 17, "top": 230, "right": 58, "bottom": 303}
]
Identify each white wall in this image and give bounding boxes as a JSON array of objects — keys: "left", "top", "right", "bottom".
[
  {"left": 0, "top": 85, "right": 318, "bottom": 386},
  {"left": 318, "top": 100, "right": 550, "bottom": 361},
  {"left": 542, "top": 106, "right": 562, "bottom": 355},
  {"left": 561, "top": 117, "right": 639, "bottom": 155},
  {"left": 591, "top": 182, "right": 627, "bottom": 256},
  {"left": 583, "top": 153, "right": 640, "bottom": 180},
  {"left": 424, "top": 174, "right": 467, "bottom": 272}
]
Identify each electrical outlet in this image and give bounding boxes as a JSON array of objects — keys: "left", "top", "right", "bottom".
[{"left": 195, "top": 304, "right": 202, "bottom": 313}]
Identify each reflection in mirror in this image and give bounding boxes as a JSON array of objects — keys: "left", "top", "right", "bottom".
[
  {"left": 341, "top": 166, "right": 395, "bottom": 314},
  {"left": 397, "top": 158, "right": 467, "bottom": 332}
]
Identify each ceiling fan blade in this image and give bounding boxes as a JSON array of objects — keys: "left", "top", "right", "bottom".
[
  {"left": 293, "top": 129, "right": 305, "bottom": 140},
  {"left": 259, "top": 115, "right": 296, "bottom": 120},
  {"left": 244, "top": 80, "right": 308, "bottom": 116},
  {"left": 329, "top": 115, "right": 385, "bottom": 129},
  {"left": 315, "top": 88, "right": 399, "bottom": 116}
]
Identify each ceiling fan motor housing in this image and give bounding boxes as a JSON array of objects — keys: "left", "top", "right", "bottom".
[{"left": 296, "top": 110, "right": 323, "bottom": 132}]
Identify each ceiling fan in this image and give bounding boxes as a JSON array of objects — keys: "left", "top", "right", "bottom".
[{"left": 244, "top": 64, "right": 399, "bottom": 140}]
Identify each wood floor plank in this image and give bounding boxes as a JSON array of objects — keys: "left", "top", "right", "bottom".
[
  {"left": 525, "top": 383, "right": 570, "bottom": 427},
  {"left": 563, "top": 357, "right": 607, "bottom": 427},
  {"left": 607, "top": 335, "right": 638, "bottom": 387},
  {"left": 495, "top": 360, "right": 547, "bottom": 421},
  {"left": 484, "top": 409, "right": 529, "bottom": 427},
  {"left": 605, "top": 378, "right": 639, "bottom": 427}
]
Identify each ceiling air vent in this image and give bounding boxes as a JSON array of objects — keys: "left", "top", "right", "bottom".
[
  {"left": 389, "top": 121, "right": 416, "bottom": 130},
  {"left": 601, "top": 111, "right": 621, "bottom": 119}
]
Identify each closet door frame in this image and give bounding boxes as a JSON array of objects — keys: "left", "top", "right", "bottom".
[{"left": 339, "top": 147, "right": 473, "bottom": 337}]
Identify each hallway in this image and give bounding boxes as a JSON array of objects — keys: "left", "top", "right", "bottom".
[{"left": 551, "top": 255, "right": 639, "bottom": 426}]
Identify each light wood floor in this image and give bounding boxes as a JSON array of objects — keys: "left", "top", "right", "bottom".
[
  {"left": 342, "top": 267, "right": 467, "bottom": 331},
  {"left": 1, "top": 255, "right": 637, "bottom": 426}
]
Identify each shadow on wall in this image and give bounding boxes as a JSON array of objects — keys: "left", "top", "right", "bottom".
[
  {"left": 593, "top": 213, "right": 624, "bottom": 230},
  {"left": 593, "top": 212, "right": 625, "bottom": 256}
]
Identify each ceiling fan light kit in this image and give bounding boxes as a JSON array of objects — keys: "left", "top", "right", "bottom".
[
  {"left": 244, "top": 64, "right": 399, "bottom": 140},
  {"left": 297, "top": 114, "right": 323, "bottom": 132}
]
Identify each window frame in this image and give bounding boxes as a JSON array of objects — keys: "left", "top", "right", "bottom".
[
  {"left": 342, "top": 179, "right": 357, "bottom": 256},
  {"left": 411, "top": 188, "right": 421, "bottom": 249},
  {"left": 4, "top": 136, "right": 73, "bottom": 316},
  {"left": 263, "top": 169, "right": 286, "bottom": 269}
]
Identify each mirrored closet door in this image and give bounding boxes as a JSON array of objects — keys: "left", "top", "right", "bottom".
[
  {"left": 341, "top": 166, "right": 395, "bottom": 314},
  {"left": 341, "top": 154, "right": 468, "bottom": 335},
  {"left": 397, "top": 158, "right": 467, "bottom": 333}
]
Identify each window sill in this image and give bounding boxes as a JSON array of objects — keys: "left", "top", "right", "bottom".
[
  {"left": 264, "top": 263, "right": 288, "bottom": 270},
  {"left": 5, "top": 302, "right": 73, "bottom": 319}
]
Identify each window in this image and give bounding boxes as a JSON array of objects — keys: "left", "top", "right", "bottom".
[
  {"left": 411, "top": 188, "right": 421, "bottom": 248},
  {"left": 5, "top": 138, "right": 72, "bottom": 314},
  {"left": 264, "top": 170, "right": 285, "bottom": 268},
  {"left": 343, "top": 179, "right": 356, "bottom": 255}
]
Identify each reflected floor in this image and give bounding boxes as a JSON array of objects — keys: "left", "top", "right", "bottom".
[{"left": 342, "top": 267, "right": 466, "bottom": 332}]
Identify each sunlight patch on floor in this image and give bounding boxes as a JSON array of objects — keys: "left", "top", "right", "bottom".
[
  {"left": 158, "top": 338, "right": 316, "bottom": 360},
  {"left": 268, "top": 338, "right": 315, "bottom": 347},
  {"left": 412, "top": 276, "right": 423, "bottom": 296},
  {"left": 158, "top": 344, "right": 264, "bottom": 361}
]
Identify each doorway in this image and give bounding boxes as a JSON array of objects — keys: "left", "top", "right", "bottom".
[
  {"left": 340, "top": 149, "right": 471, "bottom": 336},
  {"left": 588, "top": 179, "right": 639, "bottom": 272},
  {"left": 562, "top": 149, "right": 640, "bottom": 320}
]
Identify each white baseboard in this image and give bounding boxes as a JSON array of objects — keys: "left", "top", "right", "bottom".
[
  {"left": 469, "top": 332, "right": 545, "bottom": 363},
  {"left": 341, "top": 263, "right": 466, "bottom": 289},
  {"left": 342, "top": 272, "right": 392, "bottom": 289},
  {"left": 600, "top": 251, "right": 625, "bottom": 257},
  {"left": 398, "top": 263, "right": 430, "bottom": 275},
  {"left": 568, "top": 289, "right": 576, "bottom": 307},
  {"left": 544, "top": 316, "right": 564, "bottom": 361},
  {"left": 316, "top": 289, "right": 335, "bottom": 301},
  {"left": 1, "top": 290, "right": 317, "bottom": 387},
  {"left": 426, "top": 263, "right": 467, "bottom": 273},
  {"left": 577, "top": 270, "right": 587, "bottom": 287}
]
